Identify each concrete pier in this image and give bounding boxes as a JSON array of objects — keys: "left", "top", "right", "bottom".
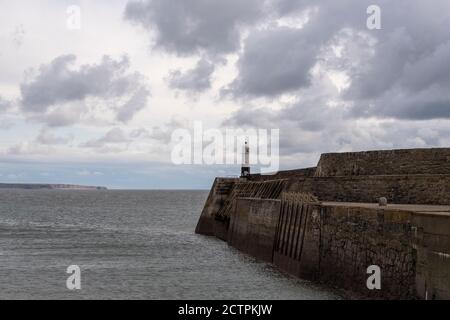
[{"left": 195, "top": 148, "right": 450, "bottom": 299}]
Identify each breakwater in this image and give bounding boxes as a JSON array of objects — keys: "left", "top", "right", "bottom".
[{"left": 195, "top": 148, "right": 450, "bottom": 299}]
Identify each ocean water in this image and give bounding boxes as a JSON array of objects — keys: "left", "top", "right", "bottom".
[{"left": 0, "top": 190, "right": 339, "bottom": 300}]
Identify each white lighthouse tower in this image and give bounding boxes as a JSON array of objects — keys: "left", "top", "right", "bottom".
[{"left": 241, "top": 139, "right": 250, "bottom": 177}]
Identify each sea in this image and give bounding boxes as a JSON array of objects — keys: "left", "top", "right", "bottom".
[{"left": 0, "top": 189, "right": 339, "bottom": 300}]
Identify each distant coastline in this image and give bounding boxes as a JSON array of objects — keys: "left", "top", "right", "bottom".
[{"left": 0, "top": 183, "right": 107, "bottom": 190}]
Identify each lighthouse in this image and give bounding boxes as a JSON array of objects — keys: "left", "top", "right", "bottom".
[{"left": 241, "top": 139, "right": 250, "bottom": 177}]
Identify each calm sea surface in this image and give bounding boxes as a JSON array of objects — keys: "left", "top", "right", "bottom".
[{"left": 0, "top": 190, "right": 339, "bottom": 300}]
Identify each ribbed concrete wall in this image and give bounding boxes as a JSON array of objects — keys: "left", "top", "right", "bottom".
[
  {"left": 237, "top": 200, "right": 417, "bottom": 299},
  {"left": 228, "top": 198, "right": 281, "bottom": 262},
  {"left": 215, "top": 179, "right": 286, "bottom": 222},
  {"left": 272, "top": 200, "right": 318, "bottom": 280},
  {"left": 413, "top": 213, "right": 450, "bottom": 299}
]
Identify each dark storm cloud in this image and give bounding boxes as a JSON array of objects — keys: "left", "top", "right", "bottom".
[
  {"left": 225, "top": 27, "right": 318, "bottom": 97},
  {"left": 224, "top": 0, "right": 370, "bottom": 98},
  {"left": 124, "top": 0, "right": 265, "bottom": 56},
  {"left": 225, "top": 0, "right": 450, "bottom": 121},
  {"left": 353, "top": 87, "right": 450, "bottom": 120},
  {"left": 167, "top": 57, "right": 215, "bottom": 92},
  {"left": 401, "top": 42, "right": 450, "bottom": 93},
  {"left": 20, "top": 55, "right": 150, "bottom": 124},
  {"left": 21, "top": 55, "right": 125, "bottom": 112}
]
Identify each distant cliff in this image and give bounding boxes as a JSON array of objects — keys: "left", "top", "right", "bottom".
[{"left": 0, "top": 183, "right": 107, "bottom": 190}]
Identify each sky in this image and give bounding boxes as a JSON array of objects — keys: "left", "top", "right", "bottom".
[{"left": 1, "top": 0, "right": 450, "bottom": 189}]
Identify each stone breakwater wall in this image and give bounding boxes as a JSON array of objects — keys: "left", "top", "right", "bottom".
[
  {"left": 196, "top": 148, "right": 450, "bottom": 299},
  {"left": 197, "top": 192, "right": 450, "bottom": 299},
  {"left": 231, "top": 199, "right": 418, "bottom": 299},
  {"left": 315, "top": 148, "right": 450, "bottom": 177},
  {"left": 286, "top": 175, "right": 450, "bottom": 205},
  {"left": 195, "top": 177, "right": 239, "bottom": 236},
  {"left": 249, "top": 167, "right": 316, "bottom": 181}
]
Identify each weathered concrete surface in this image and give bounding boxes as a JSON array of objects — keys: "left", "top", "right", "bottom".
[
  {"left": 412, "top": 212, "right": 450, "bottom": 299},
  {"left": 198, "top": 192, "right": 450, "bottom": 299},
  {"left": 228, "top": 198, "right": 281, "bottom": 262},
  {"left": 195, "top": 177, "right": 237, "bottom": 235},
  {"left": 272, "top": 201, "right": 316, "bottom": 280},
  {"left": 214, "top": 179, "right": 286, "bottom": 222},
  {"left": 315, "top": 148, "right": 450, "bottom": 177},
  {"left": 322, "top": 202, "right": 450, "bottom": 212},
  {"left": 265, "top": 200, "right": 417, "bottom": 299},
  {"left": 306, "top": 205, "right": 416, "bottom": 299},
  {"left": 286, "top": 175, "right": 450, "bottom": 205},
  {"left": 227, "top": 199, "right": 450, "bottom": 299},
  {"left": 249, "top": 167, "right": 316, "bottom": 181}
]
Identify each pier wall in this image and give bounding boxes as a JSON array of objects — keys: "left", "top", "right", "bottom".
[
  {"left": 287, "top": 175, "right": 450, "bottom": 205},
  {"left": 224, "top": 198, "right": 450, "bottom": 299},
  {"left": 226, "top": 199, "right": 417, "bottom": 299},
  {"left": 195, "top": 177, "right": 238, "bottom": 236},
  {"left": 315, "top": 148, "right": 450, "bottom": 177},
  {"left": 196, "top": 147, "right": 450, "bottom": 299},
  {"left": 412, "top": 213, "right": 450, "bottom": 299},
  {"left": 228, "top": 198, "right": 281, "bottom": 262},
  {"left": 249, "top": 167, "right": 316, "bottom": 181}
]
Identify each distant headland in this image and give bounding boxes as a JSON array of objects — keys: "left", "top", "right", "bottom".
[{"left": 0, "top": 183, "right": 107, "bottom": 190}]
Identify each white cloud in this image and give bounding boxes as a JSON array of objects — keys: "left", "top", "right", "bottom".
[{"left": 20, "top": 54, "right": 150, "bottom": 125}]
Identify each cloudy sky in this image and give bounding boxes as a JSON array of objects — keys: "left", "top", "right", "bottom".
[{"left": 1, "top": 0, "right": 450, "bottom": 189}]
